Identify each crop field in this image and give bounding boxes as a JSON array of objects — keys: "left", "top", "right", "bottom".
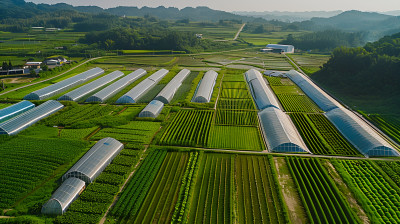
[
  {"left": 265, "top": 76, "right": 294, "bottom": 86},
  {"left": 289, "top": 54, "right": 330, "bottom": 74},
  {"left": 375, "top": 161, "right": 400, "bottom": 187},
  {"left": 0, "top": 136, "right": 88, "bottom": 209},
  {"left": 215, "top": 110, "right": 257, "bottom": 126},
  {"left": 277, "top": 94, "right": 321, "bottom": 113},
  {"left": 216, "top": 99, "right": 254, "bottom": 110},
  {"left": 286, "top": 157, "right": 358, "bottom": 223},
  {"left": 366, "top": 114, "right": 400, "bottom": 144},
  {"left": 333, "top": 160, "right": 400, "bottom": 223},
  {"left": 187, "top": 153, "right": 233, "bottom": 224},
  {"left": 290, "top": 113, "right": 360, "bottom": 156},
  {"left": 209, "top": 125, "right": 263, "bottom": 150},
  {"left": 236, "top": 155, "right": 287, "bottom": 223},
  {"left": 160, "top": 110, "right": 213, "bottom": 147},
  {"left": 59, "top": 127, "right": 98, "bottom": 140}
]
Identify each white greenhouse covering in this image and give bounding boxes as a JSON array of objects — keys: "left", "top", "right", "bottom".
[
  {"left": 58, "top": 71, "right": 124, "bottom": 101},
  {"left": 86, "top": 69, "right": 147, "bottom": 103},
  {"left": 62, "top": 137, "right": 124, "bottom": 183},
  {"left": 41, "top": 177, "right": 85, "bottom": 215},
  {"left": 265, "top": 44, "right": 294, "bottom": 53},
  {"left": 264, "top": 70, "right": 287, "bottom": 77},
  {"left": 138, "top": 100, "right": 164, "bottom": 118},
  {"left": 0, "top": 101, "right": 35, "bottom": 123},
  {"left": 325, "top": 108, "right": 399, "bottom": 157},
  {"left": 116, "top": 69, "right": 169, "bottom": 104},
  {"left": 258, "top": 107, "right": 309, "bottom": 153},
  {"left": 286, "top": 70, "right": 342, "bottom": 112},
  {"left": 192, "top": 70, "right": 218, "bottom": 103},
  {"left": 24, "top": 67, "right": 104, "bottom": 100},
  {"left": 245, "top": 69, "right": 280, "bottom": 110},
  {"left": 154, "top": 69, "right": 191, "bottom": 104},
  {"left": 0, "top": 100, "right": 63, "bottom": 135}
]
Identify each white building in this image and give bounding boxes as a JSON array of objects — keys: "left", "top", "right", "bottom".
[{"left": 265, "top": 44, "right": 295, "bottom": 53}]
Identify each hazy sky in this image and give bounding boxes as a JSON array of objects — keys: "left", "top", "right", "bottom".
[{"left": 28, "top": 0, "right": 400, "bottom": 12}]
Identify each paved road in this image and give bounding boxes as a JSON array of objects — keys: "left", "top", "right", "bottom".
[
  {"left": 0, "top": 57, "right": 101, "bottom": 96},
  {"left": 233, "top": 23, "right": 246, "bottom": 40}
]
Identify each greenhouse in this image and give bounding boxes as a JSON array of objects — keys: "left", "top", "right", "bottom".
[
  {"left": 192, "top": 70, "right": 218, "bottom": 103},
  {"left": 86, "top": 69, "right": 147, "bottom": 103},
  {"left": 116, "top": 69, "right": 169, "bottom": 104},
  {"left": 0, "top": 101, "right": 35, "bottom": 123},
  {"left": 325, "top": 108, "right": 399, "bottom": 157},
  {"left": 138, "top": 100, "right": 164, "bottom": 118},
  {"left": 62, "top": 137, "right": 124, "bottom": 183},
  {"left": 58, "top": 71, "right": 124, "bottom": 101},
  {"left": 258, "top": 107, "right": 309, "bottom": 153},
  {"left": 154, "top": 69, "right": 190, "bottom": 104},
  {"left": 0, "top": 100, "right": 64, "bottom": 135},
  {"left": 286, "top": 70, "right": 341, "bottom": 112},
  {"left": 41, "top": 177, "right": 85, "bottom": 215},
  {"left": 24, "top": 67, "right": 104, "bottom": 100},
  {"left": 245, "top": 69, "right": 280, "bottom": 110},
  {"left": 265, "top": 44, "right": 294, "bottom": 53}
]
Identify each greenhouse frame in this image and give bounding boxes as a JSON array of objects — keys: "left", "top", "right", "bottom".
[
  {"left": 192, "top": 70, "right": 218, "bottom": 103},
  {"left": 138, "top": 100, "right": 164, "bottom": 118},
  {"left": 286, "top": 70, "right": 341, "bottom": 112},
  {"left": 116, "top": 69, "right": 169, "bottom": 104},
  {"left": 0, "top": 100, "right": 64, "bottom": 135},
  {"left": 258, "top": 107, "right": 309, "bottom": 153},
  {"left": 325, "top": 108, "right": 399, "bottom": 157},
  {"left": 57, "top": 71, "right": 124, "bottom": 101},
  {"left": 86, "top": 69, "right": 147, "bottom": 103},
  {"left": 0, "top": 101, "right": 35, "bottom": 123},
  {"left": 245, "top": 69, "right": 280, "bottom": 110},
  {"left": 154, "top": 69, "right": 190, "bottom": 104},
  {"left": 41, "top": 177, "right": 85, "bottom": 215},
  {"left": 62, "top": 137, "right": 124, "bottom": 183},
  {"left": 24, "top": 67, "right": 104, "bottom": 100}
]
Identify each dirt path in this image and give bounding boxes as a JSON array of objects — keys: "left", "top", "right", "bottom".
[
  {"left": 233, "top": 23, "right": 246, "bottom": 40},
  {"left": 0, "top": 57, "right": 101, "bottom": 96}
]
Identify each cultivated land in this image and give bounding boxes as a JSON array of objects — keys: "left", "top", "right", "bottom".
[{"left": 1, "top": 27, "right": 400, "bottom": 224}]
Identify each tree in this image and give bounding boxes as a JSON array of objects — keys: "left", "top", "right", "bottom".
[
  {"left": 8, "top": 60, "right": 12, "bottom": 70},
  {"left": 2, "top": 62, "right": 7, "bottom": 70}
]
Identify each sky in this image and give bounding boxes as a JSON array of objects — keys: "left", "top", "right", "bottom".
[{"left": 28, "top": 0, "right": 400, "bottom": 12}]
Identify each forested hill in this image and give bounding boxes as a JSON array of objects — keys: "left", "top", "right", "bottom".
[
  {"left": 312, "top": 32, "right": 400, "bottom": 113},
  {"left": 0, "top": 0, "right": 257, "bottom": 22}
]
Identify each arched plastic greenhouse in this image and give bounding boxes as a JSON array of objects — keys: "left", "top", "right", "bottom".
[
  {"left": 139, "top": 100, "right": 164, "bottom": 118},
  {"left": 325, "top": 108, "right": 399, "bottom": 157},
  {"left": 62, "top": 137, "right": 124, "bottom": 183},
  {"left": 286, "top": 70, "right": 341, "bottom": 112},
  {"left": 24, "top": 67, "right": 104, "bottom": 100},
  {"left": 0, "top": 100, "right": 64, "bottom": 135},
  {"left": 258, "top": 107, "right": 309, "bottom": 153},
  {"left": 86, "top": 69, "right": 147, "bottom": 103},
  {"left": 245, "top": 69, "right": 280, "bottom": 110},
  {"left": 0, "top": 100, "right": 35, "bottom": 123},
  {"left": 154, "top": 69, "right": 190, "bottom": 104},
  {"left": 192, "top": 70, "right": 218, "bottom": 103},
  {"left": 116, "top": 69, "right": 169, "bottom": 104},
  {"left": 58, "top": 70, "right": 124, "bottom": 101},
  {"left": 41, "top": 177, "right": 85, "bottom": 215}
]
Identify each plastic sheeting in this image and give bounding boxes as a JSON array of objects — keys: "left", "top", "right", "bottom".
[
  {"left": 192, "top": 70, "right": 218, "bottom": 103},
  {"left": 138, "top": 100, "right": 164, "bottom": 118},
  {"left": 154, "top": 69, "right": 190, "bottom": 104},
  {"left": 245, "top": 69, "right": 280, "bottom": 110},
  {"left": 0, "top": 101, "right": 35, "bottom": 123}
]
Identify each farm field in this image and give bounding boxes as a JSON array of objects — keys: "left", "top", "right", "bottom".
[
  {"left": 277, "top": 94, "right": 321, "bottom": 113},
  {"left": 208, "top": 125, "right": 263, "bottom": 150},
  {"left": 286, "top": 157, "right": 358, "bottom": 223},
  {"left": 288, "top": 54, "right": 330, "bottom": 74},
  {"left": 365, "top": 114, "right": 400, "bottom": 144}
]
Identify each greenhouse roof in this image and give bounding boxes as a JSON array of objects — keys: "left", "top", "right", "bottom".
[
  {"left": 62, "top": 137, "right": 124, "bottom": 183},
  {"left": 245, "top": 69, "right": 280, "bottom": 110},
  {"left": 286, "top": 70, "right": 341, "bottom": 112},
  {"left": 116, "top": 69, "right": 169, "bottom": 104},
  {"left": 0, "top": 100, "right": 63, "bottom": 135},
  {"left": 24, "top": 67, "right": 104, "bottom": 100},
  {"left": 0, "top": 101, "right": 35, "bottom": 123},
  {"left": 258, "top": 107, "right": 309, "bottom": 153},
  {"left": 41, "top": 177, "right": 85, "bottom": 215},
  {"left": 86, "top": 69, "right": 147, "bottom": 103},
  {"left": 192, "top": 70, "right": 218, "bottom": 103},
  {"left": 326, "top": 108, "right": 399, "bottom": 157},
  {"left": 155, "top": 69, "right": 190, "bottom": 104},
  {"left": 58, "top": 70, "right": 124, "bottom": 101},
  {"left": 138, "top": 100, "right": 164, "bottom": 118}
]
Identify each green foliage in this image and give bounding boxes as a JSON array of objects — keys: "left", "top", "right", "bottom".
[
  {"left": 286, "top": 157, "right": 358, "bottom": 223},
  {"left": 374, "top": 161, "right": 400, "bottom": 187},
  {"left": 215, "top": 110, "right": 257, "bottom": 126},
  {"left": 277, "top": 94, "right": 321, "bottom": 113},
  {"left": 209, "top": 125, "right": 263, "bottom": 151},
  {"left": 364, "top": 114, "right": 400, "bottom": 144}
]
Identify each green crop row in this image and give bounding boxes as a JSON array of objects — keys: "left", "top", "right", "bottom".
[
  {"left": 208, "top": 125, "right": 263, "bottom": 151},
  {"left": 160, "top": 110, "right": 213, "bottom": 147},
  {"left": 217, "top": 99, "right": 255, "bottom": 110},
  {"left": 221, "top": 81, "right": 247, "bottom": 89},
  {"left": 375, "top": 161, "right": 400, "bottom": 187},
  {"left": 109, "top": 149, "right": 167, "bottom": 222},
  {"left": 277, "top": 94, "right": 321, "bottom": 113},
  {"left": 333, "top": 160, "right": 400, "bottom": 223},
  {"left": 221, "top": 88, "right": 250, "bottom": 99},
  {"left": 215, "top": 109, "right": 257, "bottom": 126},
  {"left": 286, "top": 157, "right": 358, "bottom": 223},
  {"left": 367, "top": 114, "right": 400, "bottom": 144}
]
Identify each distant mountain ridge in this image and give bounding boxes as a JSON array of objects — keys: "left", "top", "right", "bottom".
[{"left": 233, "top": 10, "right": 343, "bottom": 22}]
